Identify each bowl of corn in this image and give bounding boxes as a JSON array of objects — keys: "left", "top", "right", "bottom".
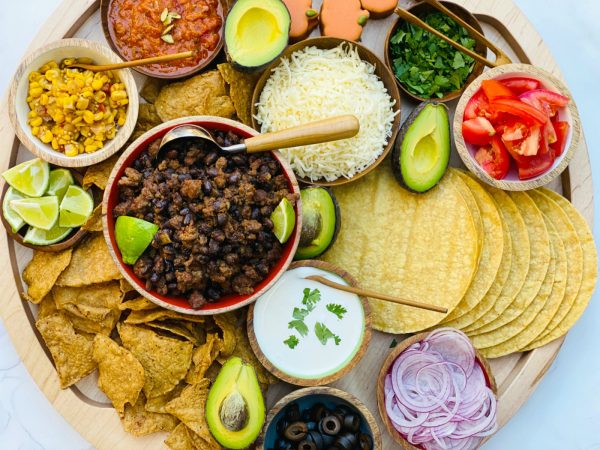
[{"left": 8, "top": 38, "right": 139, "bottom": 168}]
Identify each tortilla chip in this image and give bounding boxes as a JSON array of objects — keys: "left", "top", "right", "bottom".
[
  {"left": 122, "top": 392, "right": 179, "bottom": 436},
  {"left": 186, "top": 333, "right": 221, "bottom": 384},
  {"left": 93, "top": 334, "right": 145, "bottom": 414},
  {"left": 37, "top": 292, "right": 58, "bottom": 319},
  {"left": 23, "top": 249, "right": 72, "bottom": 303},
  {"left": 322, "top": 164, "right": 478, "bottom": 333},
  {"left": 120, "top": 279, "right": 137, "bottom": 294},
  {"left": 130, "top": 103, "right": 163, "bottom": 142},
  {"left": 83, "top": 154, "right": 119, "bottom": 191},
  {"left": 53, "top": 281, "right": 122, "bottom": 321},
  {"left": 146, "top": 383, "right": 185, "bottom": 414},
  {"left": 36, "top": 313, "right": 96, "bottom": 388},
  {"left": 119, "top": 323, "right": 193, "bottom": 398},
  {"left": 124, "top": 308, "right": 205, "bottom": 324},
  {"left": 82, "top": 205, "right": 103, "bottom": 232},
  {"left": 188, "top": 427, "right": 222, "bottom": 450},
  {"left": 155, "top": 70, "right": 235, "bottom": 122},
  {"left": 119, "top": 296, "right": 156, "bottom": 311},
  {"left": 147, "top": 320, "right": 203, "bottom": 346},
  {"left": 65, "top": 309, "right": 120, "bottom": 336},
  {"left": 140, "top": 78, "right": 166, "bottom": 104},
  {"left": 165, "top": 380, "right": 211, "bottom": 436},
  {"left": 56, "top": 234, "right": 122, "bottom": 287},
  {"left": 213, "top": 313, "right": 237, "bottom": 358},
  {"left": 165, "top": 423, "right": 195, "bottom": 450},
  {"left": 217, "top": 63, "right": 261, "bottom": 125}
]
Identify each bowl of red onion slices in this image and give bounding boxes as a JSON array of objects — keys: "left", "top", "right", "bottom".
[{"left": 377, "top": 328, "right": 498, "bottom": 450}]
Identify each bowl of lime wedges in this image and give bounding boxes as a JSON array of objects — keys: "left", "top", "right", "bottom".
[{"left": 1, "top": 158, "right": 98, "bottom": 251}]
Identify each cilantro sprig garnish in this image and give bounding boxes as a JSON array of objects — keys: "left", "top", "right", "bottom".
[
  {"left": 284, "top": 335, "right": 299, "bottom": 349},
  {"left": 315, "top": 322, "right": 341, "bottom": 346},
  {"left": 326, "top": 303, "right": 347, "bottom": 320}
]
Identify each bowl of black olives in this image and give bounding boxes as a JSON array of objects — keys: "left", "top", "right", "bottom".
[{"left": 259, "top": 386, "right": 381, "bottom": 450}]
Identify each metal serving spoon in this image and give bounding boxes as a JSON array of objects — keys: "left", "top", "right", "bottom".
[{"left": 158, "top": 115, "right": 360, "bottom": 156}]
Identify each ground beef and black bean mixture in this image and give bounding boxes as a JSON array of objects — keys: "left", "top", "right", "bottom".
[{"left": 114, "top": 130, "right": 296, "bottom": 308}]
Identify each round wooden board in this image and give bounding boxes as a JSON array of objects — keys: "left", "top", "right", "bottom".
[{"left": 0, "top": 1, "right": 594, "bottom": 449}]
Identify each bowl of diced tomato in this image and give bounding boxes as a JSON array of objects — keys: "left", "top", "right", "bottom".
[{"left": 454, "top": 64, "right": 581, "bottom": 190}]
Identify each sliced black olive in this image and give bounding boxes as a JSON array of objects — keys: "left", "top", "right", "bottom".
[
  {"left": 334, "top": 405, "right": 351, "bottom": 417},
  {"left": 342, "top": 414, "right": 360, "bottom": 432},
  {"left": 284, "top": 421, "right": 308, "bottom": 442},
  {"left": 311, "top": 403, "right": 328, "bottom": 421},
  {"left": 285, "top": 403, "right": 301, "bottom": 422},
  {"left": 307, "top": 421, "right": 318, "bottom": 431},
  {"left": 321, "top": 433, "right": 335, "bottom": 447},
  {"left": 275, "top": 438, "right": 293, "bottom": 450},
  {"left": 301, "top": 408, "right": 312, "bottom": 422},
  {"left": 276, "top": 417, "right": 289, "bottom": 435},
  {"left": 307, "top": 430, "right": 324, "bottom": 449},
  {"left": 359, "top": 433, "right": 373, "bottom": 450},
  {"left": 334, "top": 432, "right": 358, "bottom": 450},
  {"left": 319, "top": 415, "right": 342, "bottom": 436},
  {"left": 298, "top": 440, "right": 317, "bottom": 450}
]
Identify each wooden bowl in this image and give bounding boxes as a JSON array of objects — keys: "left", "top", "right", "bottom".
[
  {"left": 454, "top": 63, "right": 581, "bottom": 191},
  {"left": 258, "top": 386, "right": 382, "bottom": 450},
  {"left": 100, "top": 0, "right": 227, "bottom": 79},
  {"left": 251, "top": 36, "right": 402, "bottom": 187},
  {"left": 8, "top": 38, "right": 138, "bottom": 168},
  {"left": 247, "top": 260, "right": 372, "bottom": 386},
  {"left": 102, "top": 116, "right": 302, "bottom": 315},
  {"left": 376, "top": 331, "right": 498, "bottom": 450},
  {"left": 384, "top": 1, "right": 487, "bottom": 103},
  {"left": 0, "top": 168, "right": 99, "bottom": 252}
]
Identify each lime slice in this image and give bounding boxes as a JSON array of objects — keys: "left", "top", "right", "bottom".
[
  {"left": 115, "top": 216, "right": 159, "bottom": 265},
  {"left": 2, "top": 187, "right": 28, "bottom": 232},
  {"left": 23, "top": 223, "right": 73, "bottom": 245},
  {"left": 47, "top": 169, "right": 74, "bottom": 202},
  {"left": 10, "top": 196, "right": 59, "bottom": 230},
  {"left": 270, "top": 197, "right": 295, "bottom": 244},
  {"left": 59, "top": 185, "right": 94, "bottom": 227},
  {"left": 2, "top": 158, "right": 50, "bottom": 197}
]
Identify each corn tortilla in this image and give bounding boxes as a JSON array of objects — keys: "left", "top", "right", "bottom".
[
  {"left": 467, "top": 191, "right": 550, "bottom": 334},
  {"left": 322, "top": 165, "right": 478, "bottom": 333},
  {"left": 441, "top": 170, "right": 503, "bottom": 324}
]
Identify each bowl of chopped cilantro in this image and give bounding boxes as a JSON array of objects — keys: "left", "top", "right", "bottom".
[{"left": 384, "top": 2, "right": 487, "bottom": 102}]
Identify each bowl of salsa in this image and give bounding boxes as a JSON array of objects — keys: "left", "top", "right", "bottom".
[{"left": 101, "top": 0, "right": 225, "bottom": 79}]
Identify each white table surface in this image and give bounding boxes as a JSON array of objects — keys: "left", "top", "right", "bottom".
[{"left": 1, "top": 1, "right": 599, "bottom": 449}]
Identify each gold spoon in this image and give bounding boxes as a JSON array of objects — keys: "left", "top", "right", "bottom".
[
  {"left": 64, "top": 50, "right": 194, "bottom": 72},
  {"left": 305, "top": 275, "right": 448, "bottom": 314}
]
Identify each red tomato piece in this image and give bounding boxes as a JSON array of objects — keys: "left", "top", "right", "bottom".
[
  {"left": 462, "top": 117, "right": 496, "bottom": 145},
  {"left": 481, "top": 79, "right": 515, "bottom": 101},
  {"left": 499, "top": 120, "right": 528, "bottom": 141},
  {"left": 474, "top": 136, "right": 510, "bottom": 180},
  {"left": 520, "top": 89, "right": 570, "bottom": 108},
  {"left": 551, "top": 121, "right": 570, "bottom": 156},
  {"left": 517, "top": 146, "right": 556, "bottom": 180},
  {"left": 502, "top": 126, "right": 541, "bottom": 158},
  {"left": 464, "top": 89, "right": 490, "bottom": 120},
  {"left": 489, "top": 98, "right": 548, "bottom": 125},
  {"left": 500, "top": 77, "right": 540, "bottom": 95}
]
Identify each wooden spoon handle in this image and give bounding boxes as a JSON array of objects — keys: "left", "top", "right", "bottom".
[
  {"left": 66, "top": 50, "right": 195, "bottom": 72},
  {"left": 394, "top": 7, "right": 497, "bottom": 69},
  {"left": 244, "top": 115, "right": 360, "bottom": 154},
  {"left": 419, "top": 0, "right": 512, "bottom": 65},
  {"left": 305, "top": 275, "right": 448, "bottom": 314}
]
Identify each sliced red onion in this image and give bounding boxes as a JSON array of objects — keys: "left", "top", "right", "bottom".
[{"left": 384, "top": 328, "right": 497, "bottom": 450}]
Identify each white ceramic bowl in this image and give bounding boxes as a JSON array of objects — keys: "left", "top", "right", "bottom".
[
  {"left": 8, "top": 38, "right": 139, "bottom": 168},
  {"left": 454, "top": 63, "right": 581, "bottom": 191}
]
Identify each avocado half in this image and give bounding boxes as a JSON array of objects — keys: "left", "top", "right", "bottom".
[
  {"left": 224, "top": 0, "right": 291, "bottom": 72},
  {"left": 392, "top": 101, "right": 450, "bottom": 193},
  {"left": 206, "top": 357, "right": 265, "bottom": 449},
  {"left": 295, "top": 187, "right": 340, "bottom": 260}
]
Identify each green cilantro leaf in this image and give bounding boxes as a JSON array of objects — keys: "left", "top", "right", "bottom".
[
  {"left": 302, "top": 288, "right": 321, "bottom": 311},
  {"left": 293, "top": 307, "right": 310, "bottom": 320},
  {"left": 326, "top": 303, "right": 347, "bottom": 320},
  {"left": 314, "top": 322, "right": 341, "bottom": 346},
  {"left": 288, "top": 319, "right": 309, "bottom": 337},
  {"left": 284, "top": 335, "right": 299, "bottom": 349}
]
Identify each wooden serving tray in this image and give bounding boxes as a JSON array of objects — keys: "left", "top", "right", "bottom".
[{"left": 0, "top": 0, "right": 594, "bottom": 448}]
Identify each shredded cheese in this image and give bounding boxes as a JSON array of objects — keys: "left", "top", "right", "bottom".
[{"left": 255, "top": 43, "right": 398, "bottom": 182}]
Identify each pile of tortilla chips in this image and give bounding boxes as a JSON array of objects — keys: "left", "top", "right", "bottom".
[
  {"left": 23, "top": 232, "right": 275, "bottom": 448},
  {"left": 324, "top": 166, "right": 597, "bottom": 358}
]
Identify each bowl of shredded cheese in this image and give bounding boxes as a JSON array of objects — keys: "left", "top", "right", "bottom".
[{"left": 252, "top": 37, "right": 401, "bottom": 186}]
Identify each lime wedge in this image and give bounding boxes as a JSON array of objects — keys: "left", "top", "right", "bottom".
[
  {"left": 59, "top": 185, "right": 94, "bottom": 227},
  {"left": 2, "top": 187, "right": 28, "bottom": 232},
  {"left": 115, "top": 216, "right": 159, "bottom": 265},
  {"left": 2, "top": 158, "right": 50, "bottom": 197},
  {"left": 10, "top": 196, "right": 59, "bottom": 230},
  {"left": 270, "top": 197, "right": 295, "bottom": 244},
  {"left": 23, "top": 223, "right": 73, "bottom": 245},
  {"left": 47, "top": 169, "right": 74, "bottom": 202}
]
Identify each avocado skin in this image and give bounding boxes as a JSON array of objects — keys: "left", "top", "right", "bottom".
[
  {"left": 295, "top": 187, "right": 340, "bottom": 260},
  {"left": 391, "top": 101, "right": 450, "bottom": 193},
  {"left": 224, "top": 0, "right": 292, "bottom": 73}
]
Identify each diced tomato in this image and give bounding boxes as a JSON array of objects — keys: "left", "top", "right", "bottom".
[
  {"left": 474, "top": 136, "right": 510, "bottom": 180},
  {"left": 462, "top": 117, "right": 496, "bottom": 145},
  {"left": 551, "top": 121, "right": 569, "bottom": 156},
  {"left": 502, "top": 126, "right": 541, "bottom": 158},
  {"left": 489, "top": 98, "right": 548, "bottom": 125},
  {"left": 517, "top": 146, "right": 556, "bottom": 180},
  {"left": 464, "top": 89, "right": 491, "bottom": 120},
  {"left": 481, "top": 79, "right": 515, "bottom": 101},
  {"left": 499, "top": 120, "right": 528, "bottom": 141},
  {"left": 543, "top": 119, "right": 557, "bottom": 147},
  {"left": 500, "top": 77, "right": 540, "bottom": 95},
  {"left": 520, "top": 89, "right": 570, "bottom": 108}
]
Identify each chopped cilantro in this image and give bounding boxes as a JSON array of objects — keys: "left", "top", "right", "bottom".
[
  {"left": 302, "top": 288, "right": 321, "bottom": 311},
  {"left": 314, "top": 322, "right": 341, "bottom": 346},
  {"left": 288, "top": 319, "right": 309, "bottom": 337},
  {"left": 293, "top": 307, "right": 310, "bottom": 320},
  {"left": 326, "top": 303, "right": 347, "bottom": 320},
  {"left": 390, "top": 338, "right": 398, "bottom": 348},
  {"left": 284, "top": 335, "right": 299, "bottom": 349}
]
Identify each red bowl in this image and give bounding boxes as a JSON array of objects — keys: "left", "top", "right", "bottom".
[{"left": 102, "top": 116, "right": 302, "bottom": 315}]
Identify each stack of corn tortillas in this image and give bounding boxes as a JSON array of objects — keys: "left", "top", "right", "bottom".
[{"left": 323, "top": 165, "right": 597, "bottom": 358}]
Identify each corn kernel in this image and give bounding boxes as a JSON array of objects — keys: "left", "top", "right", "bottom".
[
  {"left": 65, "top": 145, "right": 78, "bottom": 157},
  {"left": 85, "top": 144, "right": 98, "bottom": 153},
  {"left": 29, "top": 87, "right": 43, "bottom": 98},
  {"left": 40, "top": 130, "right": 53, "bottom": 143},
  {"left": 30, "top": 117, "right": 43, "bottom": 127},
  {"left": 83, "top": 110, "right": 95, "bottom": 124}
]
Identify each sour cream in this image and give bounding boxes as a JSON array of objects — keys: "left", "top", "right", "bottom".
[{"left": 253, "top": 267, "right": 365, "bottom": 379}]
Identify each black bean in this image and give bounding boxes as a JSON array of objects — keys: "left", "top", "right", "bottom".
[
  {"left": 202, "top": 180, "right": 212, "bottom": 194},
  {"left": 204, "top": 151, "right": 218, "bottom": 166}
]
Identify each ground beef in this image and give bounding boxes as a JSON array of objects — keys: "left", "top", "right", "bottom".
[{"left": 114, "top": 129, "right": 296, "bottom": 308}]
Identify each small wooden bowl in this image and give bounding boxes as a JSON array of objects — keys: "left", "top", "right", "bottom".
[
  {"left": 454, "top": 63, "right": 581, "bottom": 191},
  {"left": 384, "top": 1, "right": 487, "bottom": 103},
  {"left": 258, "top": 386, "right": 382, "bottom": 450},
  {"left": 0, "top": 168, "right": 99, "bottom": 252},
  {"left": 376, "top": 332, "right": 498, "bottom": 450},
  {"left": 8, "top": 39, "right": 138, "bottom": 168},
  {"left": 100, "top": 0, "right": 227, "bottom": 79},
  {"left": 247, "top": 260, "right": 371, "bottom": 387},
  {"left": 251, "top": 36, "right": 402, "bottom": 187}
]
